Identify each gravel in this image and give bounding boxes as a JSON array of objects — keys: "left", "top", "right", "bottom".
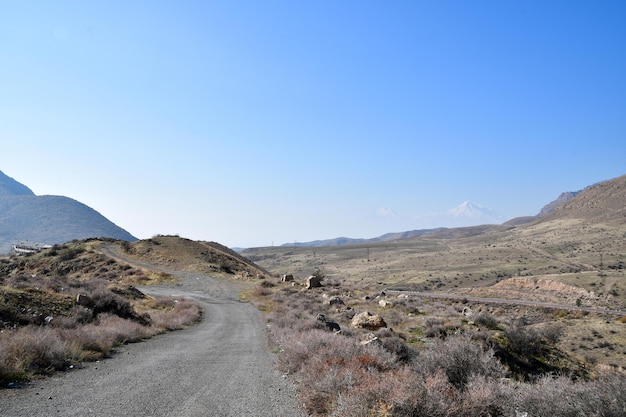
[{"left": 0, "top": 270, "right": 304, "bottom": 417}]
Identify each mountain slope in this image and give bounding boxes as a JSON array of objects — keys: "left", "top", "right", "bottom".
[
  {"left": 538, "top": 191, "right": 582, "bottom": 216},
  {"left": 0, "top": 170, "right": 136, "bottom": 253},
  {"left": 0, "top": 171, "right": 35, "bottom": 197},
  {"left": 540, "top": 174, "right": 626, "bottom": 224}
]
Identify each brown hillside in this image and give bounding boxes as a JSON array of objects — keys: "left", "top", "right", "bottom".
[
  {"left": 541, "top": 174, "right": 626, "bottom": 224},
  {"left": 122, "top": 235, "right": 271, "bottom": 278}
]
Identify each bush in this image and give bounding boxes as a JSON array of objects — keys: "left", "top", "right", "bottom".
[
  {"left": 381, "top": 336, "right": 415, "bottom": 363},
  {"left": 504, "top": 319, "right": 543, "bottom": 358},
  {"left": 541, "top": 322, "right": 565, "bottom": 345},
  {"left": 472, "top": 312, "right": 499, "bottom": 330},
  {"left": 91, "top": 289, "right": 135, "bottom": 319},
  {"left": 0, "top": 326, "right": 72, "bottom": 385},
  {"left": 418, "top": 333, "right": 504, "bottom": 390},
  {"left": 149, "top": 297, "right": 202, "bottom": 331}
]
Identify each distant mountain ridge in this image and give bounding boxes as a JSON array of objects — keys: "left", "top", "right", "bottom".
[
  {"left": 282, "top": 228, "right": 444, "bottom": 247},
  {"left": 538, "top": 191, "right": 582, "bottom": 216},
  {"left": 0, "top": 170, "right": 137, "bottom": 254},
  {"left": 278, "top": 175, "right": 625, "bottom": 248}
]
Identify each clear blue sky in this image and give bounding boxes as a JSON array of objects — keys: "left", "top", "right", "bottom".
[{"left": 2, "top": 1, "right": 625, "bottom": 248}]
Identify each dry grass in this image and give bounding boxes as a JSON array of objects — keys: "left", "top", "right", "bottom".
[
  {"left": 255, "top": 278, "right": 626, "bottom": 416},
  {"left": 0, "top": 241, "right": 203, "bottom": 387},
  {"left": 143, "top": 296, "right": 203, "bottom": 331},
  {"left": 0, "top": 295, "right": 202, "bottom": 386}
]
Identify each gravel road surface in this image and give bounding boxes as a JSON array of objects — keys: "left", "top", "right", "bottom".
[{"left": 0, "top": 260, "right": 304, "bottom": 416}]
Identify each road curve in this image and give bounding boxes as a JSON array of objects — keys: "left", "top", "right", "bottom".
[{"left": 0, "top": 249, "right": 304, "bottom": 417}]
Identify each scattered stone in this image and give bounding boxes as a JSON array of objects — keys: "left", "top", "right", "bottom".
[
  {"left": 351, "top": 311, "right": 387, "bottom": 330},
  {"left": 360, "top": 333, "right": 382, "bottom": 346},
  {"left": 462, "top": 307, "right": 473, "bottom": 317},
  {"left": 316, "top": 314, "right": 341, "bottom": 332},
  {"left": 325, "top": 296, "right": 345, "bottom": 306},
  {"left": 75, "top": 294, "right": 93, "bottom": 307},
  {"left": 378, "top": 299, "right": 392, "bottom": 308},
  {"left": 306, "top": 275, "right": 322, "bottom": 289}
]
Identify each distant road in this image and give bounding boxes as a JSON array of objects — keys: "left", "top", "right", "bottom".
[
  {"left": 0, "top": 246, "right": 303, "bottom": 417},
  {"left": 386, "top": 290, "right": 625, "bottom": 316}
]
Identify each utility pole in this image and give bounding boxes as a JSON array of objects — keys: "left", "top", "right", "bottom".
[{"left": 599, "top": 253, "right": 606, "bottom": 277}]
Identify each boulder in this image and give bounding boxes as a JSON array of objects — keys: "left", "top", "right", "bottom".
[
  {"left": 316, "top": 314, "right": 341, "bottom": 332},
  {"left": 306, "top": 275, "right": 323, "bottom": 289},
  {"left": 351, "top": 311, "right": 387, "bottom": 330},
  {"left": 281, "top": 274, "right": 294, "bottom": 282},
  {"left": 378, "top": 299, "right": 392, "bottom": 308},
  {"left": 75, "top": 293, "right": 93, "bottom": 307}
]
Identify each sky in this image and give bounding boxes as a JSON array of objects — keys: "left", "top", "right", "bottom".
[{"left": 1, "top": 1, "right": 625, "bottom": 248}]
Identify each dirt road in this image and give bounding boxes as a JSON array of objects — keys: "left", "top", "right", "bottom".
[{"left": 0, "top": 249, "right": 304, "bottom": 417}]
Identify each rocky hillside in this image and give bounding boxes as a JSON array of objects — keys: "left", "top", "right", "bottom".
[
  {"left": 0, "top": 170, "right": 136, "bottom": 254},
  {"left": 538, "top": 190, "right": 582, "bottom": 216},
  {"left": 542, "top": 174, "right": 626, "bottom": 224}
]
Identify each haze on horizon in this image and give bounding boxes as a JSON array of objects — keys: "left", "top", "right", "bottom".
[{"left": 2, "top": 1, "right": 625, "bottom": 248}]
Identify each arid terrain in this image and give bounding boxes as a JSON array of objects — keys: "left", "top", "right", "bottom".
[
  {"left": 243, "top": 176, "right": 626, "bottom": 371},
  {"left": 0, "top": 237, "right": 303, "bottom": 417},
  {"left": 1, "top": 175, "right": 625, "bottom": 416}
]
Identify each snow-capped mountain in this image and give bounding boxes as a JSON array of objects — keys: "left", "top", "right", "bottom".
[{"left": 447, "top": 201, "right": 504, "bottom": 225}]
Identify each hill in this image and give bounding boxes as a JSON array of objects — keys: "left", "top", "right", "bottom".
[
  {"left": 278, "top": 186, "right": 589, "bottom": 248},
  {"left": 283, "top": 228, "right": 444, "bottom": 247},
  {"left": 242, "top": 173, "right": 626, "bottom": 300},
  {"left": 0, "top": 170, "right": 136, "bottom": 254}
]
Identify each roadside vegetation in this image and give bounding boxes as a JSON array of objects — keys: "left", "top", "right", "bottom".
[
  {"left": 253, "top": 275, "right": 626, "bottom": 417},
  {"left": 0, "top": 240, "right": 201, "bottom": 387}
]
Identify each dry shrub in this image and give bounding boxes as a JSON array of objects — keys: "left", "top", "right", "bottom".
[
  {"left": 504, "top": 320, "right": 543, "bottom": 358},
  {"left": 58, "top": 314, "right": 151, "bottom": 357},
  {"left": 511, "top": 372, "right": 626, "bottom": 417},
  {"left": 91, "top": 289, "right": 135, "bottom": 319},
  {"left": 263, "top": 284, "right": 626, "bottom": 416},
  {"left": 460, "top": 376, "right": 512, "bottom": 417},
  {"left": 259, "top": 279, "right": 275, "bottom": 288},
  {"left": 149, "top": 297, "right": 202, "bottom": 331},
  {"left": 541, "top": 322, "right": 565, "bottom": 345},
  {"left": 381, "top": 336, "right": 415, "bottom": 363},
  {"left": 423, "top": 316, "right": 460, "bottom": 338},
  {"left": 472, "top": 312, "right": 499, "bottom": 330},
  {"left": 289, "top": 331, "right": 398, "bottom": 415},
  {"left": 253, "top": 286, "right": 272, "bottom": 297},
  {"left": 0, "top": 326, "right": 71, "bottom": 384},
  {"left": 417, "top": 333, "right": 504, "bottom": 390}
]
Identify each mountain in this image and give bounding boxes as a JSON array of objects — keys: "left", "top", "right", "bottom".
[
  {"left": 0, "top": 170, "right": 137, "bottom": 254},
  {"left": 540, "top": 174, "right": 626, "bottom": 224},
  {"left": 538, "top": 191, "right": 582, "bottom": 216},
  {"left": 282, "top": 228, "right": 444, "bottom": 248},
  {"left": 0, "top": 172, "right": 35, "bottom": 197},
  {"left": 447, "top": 201, "right": 504, "bottom": 224},
  {"left": 275, "top": 175, "right": 626, "bottom": 249}
]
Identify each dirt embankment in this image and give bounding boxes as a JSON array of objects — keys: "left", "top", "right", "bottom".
[{"left": 461, "top": 276, "right": 615, "bottom": 308}]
